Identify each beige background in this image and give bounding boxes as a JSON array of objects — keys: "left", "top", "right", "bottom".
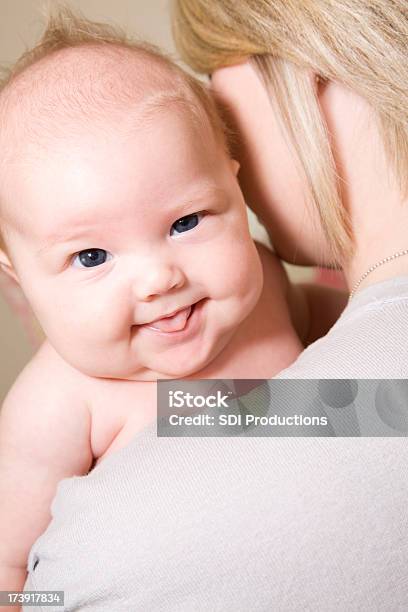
[{"left": 0, "top": 0, "right": 311, "bottom": 402}]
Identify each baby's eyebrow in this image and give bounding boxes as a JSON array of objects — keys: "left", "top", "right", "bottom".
[
  {"left": 37, "top": 226, "right": 94, "bottom": 254},
  {"left": 171, "top": 185, "right": 227, "bottom": 211}
]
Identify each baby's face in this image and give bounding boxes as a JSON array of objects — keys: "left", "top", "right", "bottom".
[{"left": 2, "top": 109, "right": 263, "bottom": 380}]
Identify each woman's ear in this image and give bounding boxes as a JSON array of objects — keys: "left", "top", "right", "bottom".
[{"left": 0, "top": 248, "right": 19, "bottom": 283}]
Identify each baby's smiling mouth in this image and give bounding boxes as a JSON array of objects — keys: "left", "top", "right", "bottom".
[{"left": 139, "top": 304, "right": 194, "bottom": 333}]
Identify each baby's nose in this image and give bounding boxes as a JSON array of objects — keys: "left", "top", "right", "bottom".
[{"left": 133, "top": 260, "right": 186, "bottom": 301}]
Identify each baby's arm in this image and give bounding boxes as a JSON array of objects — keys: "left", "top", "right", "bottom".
[
  {"left": 0, "top": 343, "right": 93, "bottom": 603},
  {"left": 253, "top": 242, "right": 347, "bottom": 346}
]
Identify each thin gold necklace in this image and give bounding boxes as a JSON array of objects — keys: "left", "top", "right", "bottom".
[{"left": 349, "top": 249, "right": 408, "bottom": 300}]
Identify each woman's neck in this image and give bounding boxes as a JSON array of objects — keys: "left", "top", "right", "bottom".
[
  {"left": 329, "top": 93, "right": 408, "bottom": 294},
  {"left": 343, "top": 176, "right": 408, "bottom": 295}
]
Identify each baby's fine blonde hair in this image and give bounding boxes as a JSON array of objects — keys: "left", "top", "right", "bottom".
[
  {"left": 0, "top": 4, "right": 230, "bottom": 252},
  {"left": 173, "top": 0, "right": 408, "bottom": 263}
]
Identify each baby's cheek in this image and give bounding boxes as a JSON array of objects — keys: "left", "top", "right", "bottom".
[
  {"left": 213, "top": 233, "right": 262, "bottom": 297},
  {"left": 40, "top": 286, "right": 125, "bottom": 344},
  {"left": 41, "top": 295, "right": 131, "bottom": 377},
  {"left": 75, "top": 300, "right": 129, "bottom": 342}
]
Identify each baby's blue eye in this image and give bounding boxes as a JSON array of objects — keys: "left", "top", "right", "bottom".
[
  {"left": 170, "top": 213, "right": 202, "bottom": 236},
  {"left": 72, "top": 249, "right": 112, "bottom": 268}
]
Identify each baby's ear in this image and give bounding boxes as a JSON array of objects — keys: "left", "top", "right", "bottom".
[
  {"left": 0, "top": 248, "right": 19, "bottom": 283},
  {"left": 230, "top": 159, "right": 240, "bottom": 176}
]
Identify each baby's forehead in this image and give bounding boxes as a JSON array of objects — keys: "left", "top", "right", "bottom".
[
  {"left": 0, "top": 45, "right": 179, "bottom": 142},
  {"left": 0, "top": 45, "right": 212, "bottom": 222}
]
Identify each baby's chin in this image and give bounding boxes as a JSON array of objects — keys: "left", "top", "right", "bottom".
[
  {"left": 125, "top": 336, "right": 235, "bottom": 381},
  {"left": 125, "top": 353, "right": 220, "bottom": 381},
  {"left": 64, "top": 351, "right": 213, "bottom": 381}
]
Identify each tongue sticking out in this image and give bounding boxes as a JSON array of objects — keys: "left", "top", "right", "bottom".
[{"left": 146, "top": 306, "right": 192, "bottom": 333}]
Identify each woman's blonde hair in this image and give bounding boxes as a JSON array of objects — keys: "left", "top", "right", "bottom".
[{"left": 173, "top": 0, "right": 408, "bottom": 263}]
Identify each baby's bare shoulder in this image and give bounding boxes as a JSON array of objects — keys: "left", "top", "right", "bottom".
[
  {"left": 8, "top": 340, "right": 91, "bottom": 409},
  {"left": 1, "top": 339, "right": 92, "bottom": 472},
  {"left": 13, "top": 339, "right": 84, "bottom": 390}
]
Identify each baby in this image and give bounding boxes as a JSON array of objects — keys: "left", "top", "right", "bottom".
[{"left": 0, "top": 9, "right": 344, "bottom": 597}]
